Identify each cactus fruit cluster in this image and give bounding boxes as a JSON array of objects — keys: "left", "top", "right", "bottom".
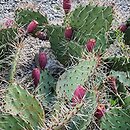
[{"left": 0, "top": 0, "right": 130, "bottom": 130}]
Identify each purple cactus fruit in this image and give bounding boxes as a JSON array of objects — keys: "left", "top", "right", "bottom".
[
  {"left": 27, "top": 20, "right": 38, "bottom": 33},
  {"left": 32, "top": 68, "right": 40, "bottom": 88},
  {"left": 71, "top": 85, "right": 86, "bottom": 106},
  {"left": 94, "top": 104, "right": 106, "bottom": 119},
  {"left": 63, "top": 0, "right": 71, "bottom": 14},
  {"left": 64, "top": 26, "right": 73, "bottom": 40},
  {"left": 35, "top": 31, "right": 48, "bottom": 40},
  {"left": 107, "top": 76, "right": 117, "bottom": 94},
  {"left": 38, "top": 52, "right": 47, "bottom": 70},
  {"left": 86, "top": 39, "right": 96, "bottom": 52},
  {"left": 118, "top": 23, "right": 128, "bottom": 32}
]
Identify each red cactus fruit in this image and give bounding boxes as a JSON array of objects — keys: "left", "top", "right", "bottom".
[
  {"left": 71, "top": 85, "right": 86, "bottom": 106},
  {"left": 63, "top": 0, "right": 71, "bottom": 14},
  {"left": 35, "top": 31, "right": 48, "bottom": 40},
  {"left": 107, "top": 76, "right": 117, "bottom": 94},
  {"left": 32, "top": 68, "right": 40, "bottom": 88},
  {"left": 86, "top": 39, "right": 96, "bottom": 52},
  {"left": 94, "top": 104, "right": 106, "bottom": 119},
  {"left": 64, "top": 26, "right": 73, "bottom": 40},
  {"left": 38, "top": 52, "right": 47, "bottom": 70},
  {"left": 118, "top": 23, "right": 128, "bottom": 32},
  {"left": 27, "top": 20, "right": 38, "bottom": 33}
]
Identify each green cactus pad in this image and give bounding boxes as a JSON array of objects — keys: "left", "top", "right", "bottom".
[
  {"left": 15, "top": 9, "right": 48, "bottom": 30},
  {"left": 4, "top": 82, "right": 45, "bottom": 129},
  {"left": 36, "top": 69, "right": 56, "bottom": 106},
  {"left": 0, "top": 28, "right": 17, "bottom": 45},
  {"left": 56, "top": 55, "right": 98, "bottom": 100},
  {"left": 51, "top": 90, "right": 97, "bottom": 130},
  {"left": 68, "top": 5, "right": 113, "bottom": 52},
  {"left": 47, "top": 25, "right": 69, "bottom": 65},
  {"left": 0, "top": 114, "right": 33, "bottom": 130},
  {"left": 104, "top": 56, "right": 130, "bottom": 71},
  {"left": 124, "top": 27, "right": 130, "bottom": 45},
  {"left": 68, "top": 41, "right": 83, "bottom": 58},
  {"left": 0, "top": 28, "right": 17, "bottom": 58},
  {"left": 100, "top": 108, "right": 130, "bottom": 130},
  {"left": 68, "top": 91, "right": 97, "bottom": 130},
  {"left": 110, "top": 70, "right": 130, "bottom": 87},
  {"left": 47, "top": 25, "right": 83, "bottom": 65},
  {"left": 124, "top": 96, "right": 130, "bottom": 109}
]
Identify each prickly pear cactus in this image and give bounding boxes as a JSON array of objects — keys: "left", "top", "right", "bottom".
[
  {"left": 0, "top": 28, "right": 17, "bottom": 59},
  {"left": 3, "top": 82, "right": 45, "bottom": 129},
  {"left": 68, "top": 5, "right": 113, "bottom": 52},
  {"left": 124, "top": 18, "right": 130, "bottom": 45},
  {"left": 0, "top": 28, "right": 17, "bottom": 45},
  {"left": 68, "top": 91, "right": 97, "bottom": 130},
  {"left": 36, "top": 69, "right": 56, "bottom": 106},
  {"left": 50, "top": 90, "right": 97, "bottom": 130},
  {"left": 104, "top": 56, "right": 130, "bottom": 71},
  {"left": 46, "top": 25, "right": 68, "bottom": 65},
  {"left": 56, "top": 55, "right": 98, "bottom": 100},
  {"left": 47, "top": 25, "right": 83, "bottom": 65},
  {"left": 124, "top": 96, "right": 130, "bottom": 109},
  {"left": 110, "top": 70, "right": 130, "bottom": 87},
  {"left": 15, "top": 9, "right": 48, "bottom": 27},
  {"left": 100, "top": 108, "right": 130, "bottom": 130},
  {"left": 0, "top": 114, "right": 33, "bottom": 130}
]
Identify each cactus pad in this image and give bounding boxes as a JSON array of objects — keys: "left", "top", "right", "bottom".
[
  {"left": 15, "top": 9, "right": 48, "bottom": 28},
  {"left": 36, "top": 69, "right": 56, "bottom": 106},
  {"left": 50, "top": 90, "right": 97, "bottom": 130},
  {"left": 47, "top": 25, "right": 69, "bottom": 65},
  {"left": 56, "top": 55, "right": 98, "bottom": 100},
  {"left": 124, "top": 27, "right": 130, "bottom": 45},
  {"left": 47, "top": 25, "right": 83, "bottom": 65},
  {"left": 3, "top": 82, "right": 45, "bottom": 129},
  {"left": 110, "top": 70, "right": 130, "bottom": 87},
  {"left": 104, "top": 56, "right": 130, "bottom": 71},
  {"left": 68, "top": 5, "right": 113, "bottom": 52},
  {"left": 0, "top": 28, "right": 17, "bottom": 59},
  {"left": 0, "top": 114, "right": 33, "bottom": 130},
  {"left": 100, "top": 108, "right": 130, "bottom": 130},
  {"left": 0, "top": 28, "right": 17, "bottom": 45},
  {"left": 68, "top": 91, "right": 97, "bottom": 130}
]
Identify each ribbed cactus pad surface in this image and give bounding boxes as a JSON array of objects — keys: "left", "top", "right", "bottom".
[
  {"left": 0, "top": 114, "right": 33, "bottom": 130},
  {"left": 100, "top": 108, "right": 130, "bottom": 130},
  {"left": 3, "top": 83, "right": 45, "bottom": 129}
]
